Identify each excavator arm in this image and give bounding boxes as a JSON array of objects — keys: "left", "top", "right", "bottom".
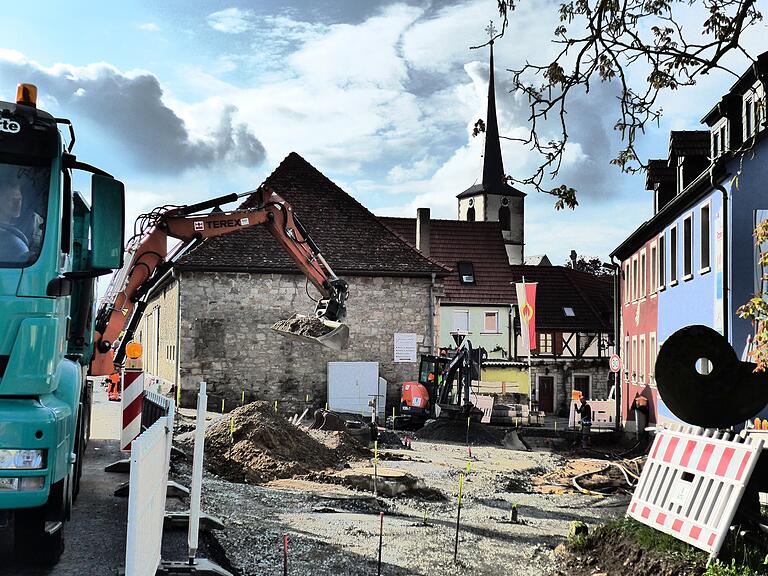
[{"left": 90, "top": 185, "right": 349, "bottom": 377}]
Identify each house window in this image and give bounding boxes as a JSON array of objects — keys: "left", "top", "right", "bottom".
[
  {"left": 658, "top": 234, "right": 666, "bottom": 288},
  {"left": 640, "top": 250, "right": 647, "bottom": 298},
  {"left": 670, "top": 226, "right": 678, "bottom": 284},
  {"left": 711, "top": 118, "right": 728, "bottom": 158},
  {"left": 467, "top": 206, "right": 476, "bottom": 222},
  {"left": 744, "top": 96, "right": 754, "bottom": 139},
  {"left": 639, "top": 334, "right": 646, "bottom": 383},
  {"left": 538, "top": 332, "right": 554, "bottom": 354},
  {"left": 499, "top": 205, "right": 511, "bottom": 230},
  {"left": 650, "top": 243, "right": 657, "bottom": 295},
  {"left": 453, "top": 309, "right": 469, "bottom": 333},
  {"left": 483, "top": 311, "right": 499, "bottom": 332},
  {"left": 649, "top": 333, "right": 657, "bottom": 386},
  {"left": 700, "top": 203, "right": 711, "bottom": 271},
  {"left": 624, "top": 336, "right": 630, "bottom": 376},
  {"left": 563, "top": 307, "right": 575, "bottom": 317},
  {"left": 683, "top": 214, "right": 693, "bottom": 278},
  {"left": 632, "top": 336, "right": 638, "bottom": 382},
  {"left": 457, "top": 262, "right": 475, "bottom": 284},
  {"left": 573, "top": 375, "right": 590, "bottom": 398},
  {"left": 677, "top": 160, "right": 684, "bottom": 195},
  {"left": 624, "top": 263, "right": 630, "bottom": 304},
  {"left": 632, "top": 256, "right": 639, "bottom": 301}
]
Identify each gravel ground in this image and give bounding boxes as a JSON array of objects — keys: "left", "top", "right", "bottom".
[{"left": 178, "top": 438, "right": 629, "bottom": 576}]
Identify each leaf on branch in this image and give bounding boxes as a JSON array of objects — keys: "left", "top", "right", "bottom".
[{"left": 472, "top": 118, "right": 486, "bottom": 138}]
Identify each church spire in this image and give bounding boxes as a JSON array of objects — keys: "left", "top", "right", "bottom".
[{"left": 482, "top": 38, "right": 505, "bottom": 191}]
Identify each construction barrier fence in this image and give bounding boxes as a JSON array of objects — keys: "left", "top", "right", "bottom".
[
  {"left": 125, "top": 392, "right": 175, "bottom": 576},
  {"left": 628, "top": 425, "right": 764, "bottom": 562}
]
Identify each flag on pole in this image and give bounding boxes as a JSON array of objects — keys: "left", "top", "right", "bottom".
[{"left": 515, "top": 281, "right": 537, "bottom": 353}]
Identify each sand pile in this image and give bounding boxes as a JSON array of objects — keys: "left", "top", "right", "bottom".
[
  {"left": 205, "top": 402, "right": 365, "bottom": 484},
  {"left": 416, "top": 418, "right": 505, "bottom": 445}
]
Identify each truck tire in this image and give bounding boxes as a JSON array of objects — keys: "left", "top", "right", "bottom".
[{"left": 14, "top": 477, "right": 68, "bottom": 565}]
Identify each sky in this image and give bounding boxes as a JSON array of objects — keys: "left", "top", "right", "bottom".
[{"left": 0, "top": 0, "right": 764, "bottom": 270}]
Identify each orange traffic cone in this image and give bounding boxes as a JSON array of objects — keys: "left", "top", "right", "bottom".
[{"left": 108, "top": 373, "right": 121, "bottom": 401}]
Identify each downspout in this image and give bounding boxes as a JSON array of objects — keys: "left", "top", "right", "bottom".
[
  {"left": 713, "top": 181, "right": 730, "bottom": 343},
  {"left": 429, "top": 273, "right": 436, "bottom": 353},
  {"left": 609, "top": 257, "right": 622, "bottom": 431},
  {"left": 173, "top": 269, "right": 182, "bottom": 406}
]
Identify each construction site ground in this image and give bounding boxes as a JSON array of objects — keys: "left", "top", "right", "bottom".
[{"left": 172, "top": 404, "right": 636, "bottom": 576}]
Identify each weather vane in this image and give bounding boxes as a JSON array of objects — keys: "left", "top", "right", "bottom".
[{"left": 485, "top": 21, "right": 497, "bottom": 41}]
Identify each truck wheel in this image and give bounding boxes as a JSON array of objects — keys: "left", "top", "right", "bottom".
[{"left": 14, "top": 478, "right": 67, "bottom": 565}]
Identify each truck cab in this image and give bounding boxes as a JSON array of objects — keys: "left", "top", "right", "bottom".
[{"left": 0, "top": 84, "right": 124, "bottom": 564}]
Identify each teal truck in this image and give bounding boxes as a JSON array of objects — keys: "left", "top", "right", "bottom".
[{"left": 0, "top": 83, "right": 124, "bottom": 563}]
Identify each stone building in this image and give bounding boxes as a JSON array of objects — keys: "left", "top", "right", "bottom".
[{"left": 138, "top": 152, "right": 447, "bottom": 411}]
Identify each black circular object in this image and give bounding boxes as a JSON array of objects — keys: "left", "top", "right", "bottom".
[{"left": 656, "top": 325, "right": 768, "bottom": 428}]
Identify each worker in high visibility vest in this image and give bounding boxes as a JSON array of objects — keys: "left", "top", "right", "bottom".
[{"left": 108, "top": 372, "right": 120, "bottom": 402}]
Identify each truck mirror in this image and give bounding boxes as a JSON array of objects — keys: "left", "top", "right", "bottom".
[{"left": 90, "top": 174, "right": 125, "bottom": 270}]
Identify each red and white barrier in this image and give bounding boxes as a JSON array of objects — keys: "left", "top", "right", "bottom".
[
  {"left": 121, "top": 368, "right": 144, "bottom": 451},
  {"left": 628, "top": 426, "right": 764, "bottom": 561}
]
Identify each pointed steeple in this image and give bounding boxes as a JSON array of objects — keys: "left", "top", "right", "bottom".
[{"left": 482, "top": 41, "right": 505, "bottom": 191}]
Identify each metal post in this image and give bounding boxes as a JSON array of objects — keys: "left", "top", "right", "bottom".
[{"left": 188, "top": 381, "right": 206, "bottom": 563}]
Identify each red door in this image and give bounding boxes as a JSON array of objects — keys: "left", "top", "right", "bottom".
[{"left": 538, "top": 376, "right": 554, "bottom": 413}]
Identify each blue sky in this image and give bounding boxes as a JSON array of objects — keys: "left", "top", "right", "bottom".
[{"left": 0, "top": 0, "right": 764, "bottom": 268}]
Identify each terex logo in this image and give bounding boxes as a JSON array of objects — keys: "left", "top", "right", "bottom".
[
  {"left": 205, "top": 219, "right": 246, "bottom": 230},
  {"left": 0, "top": 119, "right": 21, "bottom": 134}
]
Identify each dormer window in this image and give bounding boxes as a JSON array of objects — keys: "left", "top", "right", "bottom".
[
  {"left": 711, "top": 118, "right": 728, "bottom": 159},
  {"left": 457, "top": 261, "right": 475, "bottom": 284}
]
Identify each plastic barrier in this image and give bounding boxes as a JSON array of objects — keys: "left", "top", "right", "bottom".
[
  {"left": 121, "top": 368, "right": 145, "bottom": 450},
  {"left": 627, "top": 426, "right": 764, "bottom": 562},
  {"left": 124, "top": 393, "right": 175, "bottom": 576}
]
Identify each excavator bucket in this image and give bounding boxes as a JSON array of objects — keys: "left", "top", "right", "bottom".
[{"left": 271, "top": 313, "right": 350, "bottom": 351}]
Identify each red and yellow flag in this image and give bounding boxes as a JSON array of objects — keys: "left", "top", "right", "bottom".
[{"left": 515, "top": 281, "right": 537, "bottom": 352}]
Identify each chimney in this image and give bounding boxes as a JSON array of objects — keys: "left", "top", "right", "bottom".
[
  {"left": 570, "top": 250, "right": 578, "bottom": 269},
  {"left": 416, "top": 208, "right": 431, "bottom": 257}
]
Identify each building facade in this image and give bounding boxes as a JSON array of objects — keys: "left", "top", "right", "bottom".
[{"left": 612, "top": 52, "right": 768, "bottom": 428}]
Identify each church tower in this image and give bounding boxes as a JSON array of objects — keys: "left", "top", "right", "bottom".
[{"left": 457, "top": 37, "right": 525, "bottom": 265}]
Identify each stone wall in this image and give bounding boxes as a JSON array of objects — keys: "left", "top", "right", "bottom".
[
  {"left": 530, "top": 360, "right": 612, "bottom": 416},
  {"left": 177, "top": 271, "right": 438, "bottom": 413}
]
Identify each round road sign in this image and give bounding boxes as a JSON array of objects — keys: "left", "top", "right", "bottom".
[{"left": 609, "top": 354, "right": 621, "bottom": 373}]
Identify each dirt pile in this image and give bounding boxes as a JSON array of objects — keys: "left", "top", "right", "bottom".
[
  {"left": 272, "top": 314, "right": 332, "bottom": 337},
  {"left": 415, "top": 418, "right": 505, "bottom": 445},
  {"left": 506, "top": 458, "right": 634, "bottom": 495},
  {"left": 204, "top": 402, "right": 366, "bottom": 484}
]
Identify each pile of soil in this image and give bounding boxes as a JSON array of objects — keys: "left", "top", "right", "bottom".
[
  {"left": 307, "top": 428, "right": 371, "bottom": 461},
  {"left": 376, "top": 429, "right": 404, "bottom": 448},
  {"left": 415, "top": 418, "right": 505, "bottom": 445},
  {"left": 556, "top": 520, "right": 706, "bottom": 576},
  {"left": 272, "top": 314, "right": 332, "bottom": 337},
  {"left": 204, "top": 402, "right": 365, "bottom": 484}
]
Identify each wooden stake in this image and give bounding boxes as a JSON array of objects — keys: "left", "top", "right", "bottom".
[
  {"left": 221, "top": 398, "right": 225, "bottom": 413},
  {"left": 454, "top": 473, "right": 464, "bottom": 563},
  {"left": 241, "top": 390, "right": 245, "bottom": 405},
  {"left": 283, "top": 533, "right": 288, "bottom": 576},
  {"left": 377, "top": 512, "right": 384, "bottom": 576}
]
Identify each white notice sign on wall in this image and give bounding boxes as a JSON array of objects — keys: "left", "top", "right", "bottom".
[{"left": 393, "top": 333, "right": 417, "bottom": 363}]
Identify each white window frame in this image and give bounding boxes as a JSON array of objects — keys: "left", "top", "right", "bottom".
[
  {"left": 538, "top": 332, "right": 554, "bottom": 355},
  {"left": 624, "top": 336, "right": 630, "bottom": 377},
  {"left": 711, "top": 117, "right": 728, "bottom": 159},
  {"left": 649, "top": 332, "right": 657, "bottom": 387},
  {"left": 452, "top": 309, "right": 470, "bottom": 333},
  {"left": 639, "top": 334, "right": 646, "bottom": 384},
  {"left": 700, "top": 201, "right": 711, "bottom": 273},
  {"left": 632, "top": 255, "right": 639, "bottom": 301},
  {"left": 658, "top": 233, "right": 666, "bottom": 290},
  {"left": 573, "top": 374, "right": 591, "bottom": 399},
  {"left": 632, "top": 335, "right": 638, "bottom": 382},
  {"left": 624, "top": 262, "right": 631, "bottom": 304},
  {"left": 649, "top": 241, "right": 657, "bottom": 297},
  {"left": 683, "top": 212, "right": 693, "bottom": 280},
  {"left": 482, "top": 310, "right": 499, "bottom": 333},
  {"left": 670, "top": 225, "right": 678, "bottom": 285},
  {"left": 640, "top": 249, "right": 647, "bottom": 299},
  {"left": 744, "top": 92, "right": 756, "bottom": 140}
]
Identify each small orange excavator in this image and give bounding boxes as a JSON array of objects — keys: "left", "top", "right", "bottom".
[{"left": 90, "top": 184, "right": 350, "bottom": 382}]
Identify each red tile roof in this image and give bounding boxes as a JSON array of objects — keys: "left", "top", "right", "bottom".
[
  {"left": 176, "top": 153, "right": 448, "bottom": 277},
  {"left": 380, "top": 217, "right": 516, "bottom": 305},
  {"left": 509, "top": 265, "right": 614, "bottom": 332}
]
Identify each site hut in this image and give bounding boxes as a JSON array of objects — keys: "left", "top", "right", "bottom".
[
  {"left": 382, "top": 211, "right": 525, "bottom": 403},
  {"left": 508, "top": 265, "right": 615, "bottom": 417},
  {"left": 135, "top": 152, "right": 448, "bottom": 413},
  {"left": 611, "top": 51, "right": 768, "bottom": 430}
]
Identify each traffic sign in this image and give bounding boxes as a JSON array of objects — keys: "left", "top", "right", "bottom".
[{"left": 609, "top": 354, "right": 621, "bottom": 373}]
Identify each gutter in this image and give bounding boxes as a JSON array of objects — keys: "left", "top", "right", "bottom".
[{"left": 712, "top": 177, "right": 730, "bottom": 342}]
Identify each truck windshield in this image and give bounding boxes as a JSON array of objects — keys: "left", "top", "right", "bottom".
[{"left": 0, "top": 162, "right": 50, "bottom": 267}]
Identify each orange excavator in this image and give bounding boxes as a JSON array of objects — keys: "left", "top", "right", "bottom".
[{"left": 90, "top": 184, "right": 349, "bottom": 380}]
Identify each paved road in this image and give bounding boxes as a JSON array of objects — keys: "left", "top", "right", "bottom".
[{"left": 7, "top": 384, "right": 129, "bottom": 576}]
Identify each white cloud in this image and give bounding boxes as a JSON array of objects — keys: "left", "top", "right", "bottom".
[
  {"left": 207, "top": 8, "right": 254, "bottom": 34},
  {"left": 139, "top": 22, "right": 160, "bottom": 32}
]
